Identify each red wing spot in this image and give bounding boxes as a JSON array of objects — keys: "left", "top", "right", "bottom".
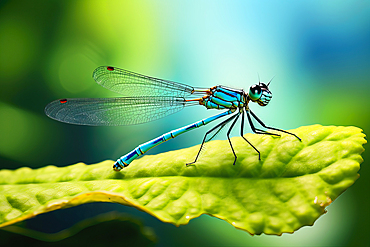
[
  {"left": 60, "top": 99, "right": 67, "bottom": 104},
  {"left": 107, "top": 66, "right": 114, "bottom": 71}
]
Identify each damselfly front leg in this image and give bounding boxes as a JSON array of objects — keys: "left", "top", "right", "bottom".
[
  {"left": 248, "top": 109, "right": 301, "bottom": 141},
  {"left": 246, "top": 110, "right": 281, "bottom": 137}
]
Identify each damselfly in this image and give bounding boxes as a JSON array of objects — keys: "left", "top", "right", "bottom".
[{"left": 45, "top": 66, "right": 301, "bottom": 171}]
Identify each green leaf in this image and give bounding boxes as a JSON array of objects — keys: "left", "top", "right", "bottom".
[{"left": 0, "top": 125, "right": 366, "bottom": 235}]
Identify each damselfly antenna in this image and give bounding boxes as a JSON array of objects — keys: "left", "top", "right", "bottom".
[{"left": 267, "top": 76, "right": 275, "bottom": 87}]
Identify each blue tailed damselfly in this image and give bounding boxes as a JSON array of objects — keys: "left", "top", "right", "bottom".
[{"left": 45, "top": 66, "right": 301, "bottom": 171}]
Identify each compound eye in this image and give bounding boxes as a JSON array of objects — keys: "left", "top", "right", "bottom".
[{"left": 249, "top": 84, "right": 262, "bottom": 101}]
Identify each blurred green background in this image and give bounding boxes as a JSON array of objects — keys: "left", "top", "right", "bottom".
[{"left": 0, "top": 0, "right": 369, "bottom": 246}]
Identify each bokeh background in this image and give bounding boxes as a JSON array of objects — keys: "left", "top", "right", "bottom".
[{"left": 1, "top": 0, "right": 369, "bottom": 246}]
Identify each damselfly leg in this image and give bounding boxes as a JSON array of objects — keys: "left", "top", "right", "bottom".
[
  {"left": 226, "top": 112, "right": 241, "bottom": 166},
  {"left": 186, "top": 112, "right": 239, "bottom": 166},
  {"left": 240, "top": 111, "right": 261, "bottom": 160},
  {"left": 248, "top": 110, "right": 301, "bottom": 141},
  {"left": 246, "top": 111, "right": 281, "bottom": 137}
]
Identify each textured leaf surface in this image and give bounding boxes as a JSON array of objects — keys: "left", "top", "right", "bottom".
[{"left": 0, "top": 125, "right": 366, "bottom": 235}]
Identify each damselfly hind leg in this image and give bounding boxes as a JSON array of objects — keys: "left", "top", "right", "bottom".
[{"left": 186, "top": 113, "right": 238, "bottom": 166}]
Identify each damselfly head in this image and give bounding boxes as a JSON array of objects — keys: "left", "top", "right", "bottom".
[{"left": 248, "top": 82, "right": 272, "bottom": 106}]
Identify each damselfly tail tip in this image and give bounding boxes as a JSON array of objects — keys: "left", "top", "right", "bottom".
[{"left": 113, "top": 162, "right": 123, "bottom": 172}]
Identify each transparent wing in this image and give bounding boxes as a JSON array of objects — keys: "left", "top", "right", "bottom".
[
  {"left": 93, "top": 66, "right": 197, "bottom": 97},
  {"left": 45, "top": 97, "right": 196, "bottom": 126}
]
